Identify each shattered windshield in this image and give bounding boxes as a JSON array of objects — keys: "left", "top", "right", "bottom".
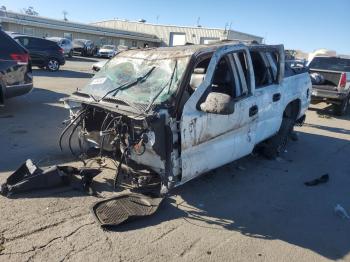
[
  {"left": 82, "top": 53, "right": 190, "bottom": 104},
  {"left": 73, "top": 39, "right": 87, "bottom": 46}
]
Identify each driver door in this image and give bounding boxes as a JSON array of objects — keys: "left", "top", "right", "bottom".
[{"left": 180, "top": 45, "right": 258, "bottom": 184}]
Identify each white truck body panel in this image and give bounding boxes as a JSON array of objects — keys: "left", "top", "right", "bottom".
[{"left": 179, "top": 44, "right": 311, "bottom": 185}]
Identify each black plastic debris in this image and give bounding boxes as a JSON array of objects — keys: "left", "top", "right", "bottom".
[
  {"left": 91, "top": 192, "right": 163, "bottom": 227},
  {"left": 304, "top": 174, "right": 329, "bottom": 186},
  {"left": 0, "top": 159, "right": 101, "bottom": 197}
]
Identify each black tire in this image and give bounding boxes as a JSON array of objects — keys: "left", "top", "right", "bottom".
[
  {"left": 46, "top": 58, "right": 60, "bottom": 72},
  {"left": 334, "top": 96, "right": 350, "bottom": 116},
  {"left": 263, "top": 117, "right": 295, "bottom": 159},
  {"left": 68, "top": 50, "right": 73, "bottom": 58}
]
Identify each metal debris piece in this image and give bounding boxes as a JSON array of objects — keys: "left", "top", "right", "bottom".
[
  {"left": 334, "top": 204, "right": 350, "bottom": 220},
  {"left": 304, "top": 174, "right": 329, "bottom": 186}
]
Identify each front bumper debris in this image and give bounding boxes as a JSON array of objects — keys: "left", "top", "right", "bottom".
[{"left": 0, "top": 159, "right": 101, "bottom": 197}]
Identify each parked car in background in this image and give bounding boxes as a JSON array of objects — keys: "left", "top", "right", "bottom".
[
  {"left": 286, "top": 59, "right": 308, "bottom": 74},
  {"left": 309, "top": 56, "right": 350, "bottom": 115},
  {"left": 73, "top": 39, "right": 95, "bottom": 57},
  {"left": 97, "top": 45, "right": 118, "bottom": 58},
  {"left": 92, "top": 59, "right": 108, "bottom": 73},
  {"left": 0, "top": 30, "right": 33, "bottom": 104},
  {"left": 13, "top": 35, "right": 65, "bottom": 72},
  {"left": 46, "top": 37, "right": 73, "bottom": 58}
]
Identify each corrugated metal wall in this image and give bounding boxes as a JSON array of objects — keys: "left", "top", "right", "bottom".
[
  {"left": 92, "top": 20, "right": 263, "bottom": 46},
  {"left": 2, "top": 22, "right": 157, "bottom": 48}
]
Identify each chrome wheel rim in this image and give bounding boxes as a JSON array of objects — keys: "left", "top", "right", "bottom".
[{"left": 48, "top": 60, "right": 58, "bottom": 71}]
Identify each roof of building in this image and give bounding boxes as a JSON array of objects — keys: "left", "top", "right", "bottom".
[
  {"left": 0, "top": 11, "right": 161, "bottom": 42},
  {"left": 92, "top": 19, "right": 263, "bottom": 40}
]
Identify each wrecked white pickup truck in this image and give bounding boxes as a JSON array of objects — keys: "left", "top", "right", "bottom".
[{"left": 61, "top": 42, "right": 311, "bottom": 195}]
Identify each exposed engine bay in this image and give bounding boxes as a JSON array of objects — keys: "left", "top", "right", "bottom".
[{"left": 59, "top": 102, "right": 181, "bottom": 195}]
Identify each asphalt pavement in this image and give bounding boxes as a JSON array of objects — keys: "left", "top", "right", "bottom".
[{"left": 0, "top": 57, "right": 349, "bottom": 262}]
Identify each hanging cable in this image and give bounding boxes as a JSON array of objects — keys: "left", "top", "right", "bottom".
[{"left": 59, "top": 109, "right": 88, "bottom": 151}]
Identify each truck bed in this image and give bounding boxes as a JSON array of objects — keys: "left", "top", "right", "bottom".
[{"left": 310, "top": 69, "right": 341, "bottom": 89}]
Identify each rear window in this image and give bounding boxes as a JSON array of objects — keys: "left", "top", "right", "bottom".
[
  {"left": 0, "top": 31, "right": 25, "bottom": 59},
  {"left": 29, "top": 38, "right": 52, "bottom": 47},
  {"left": 73, "top": 39, "right": 86, "bottom": 45},
  {"left": 309, "top": 57, "right": 350, "bottom": 72}
]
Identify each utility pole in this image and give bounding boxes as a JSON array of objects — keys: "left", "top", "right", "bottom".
[
  {"left": 63, "top": 10, "right": 68, "bottom": 21},
  {"left": 196, "top": 17, "right": 201, "bottom": 27}
]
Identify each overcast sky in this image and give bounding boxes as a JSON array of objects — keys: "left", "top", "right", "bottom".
[{"left": 1, "top": 0, "right": 349, "bottom": 54}]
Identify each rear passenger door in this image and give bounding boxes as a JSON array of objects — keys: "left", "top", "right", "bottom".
[
  {"left": 27, "top": 38, "right": 48, "bottom": 66},
  {"left": 249, "top": 45, "right": 285, "bottom": 143}
]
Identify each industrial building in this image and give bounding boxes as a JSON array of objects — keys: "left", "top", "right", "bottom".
[
  {"left": 92, "top": 19, "right": 263, "bottom": 46},
  {"left": 0, "top": 10, "right": 160, "bottom": 48},
  {"left": 0, "top": 10, "right": 263, "bottom": 48}
]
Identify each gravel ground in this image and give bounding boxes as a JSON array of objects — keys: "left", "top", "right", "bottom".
[{"left": 0, "top": 57, "right": 349, "bottom": 262}]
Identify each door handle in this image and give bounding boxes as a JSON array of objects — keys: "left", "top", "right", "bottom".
[
  {"left": 249, "top": 105, "right": 258, "bottom": 117},
  {"left": 273, "top": 93, "right": 281, "bottom": 102}
]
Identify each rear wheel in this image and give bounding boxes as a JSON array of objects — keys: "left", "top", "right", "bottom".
[
  {"left": 68, "top": 50, "right": 73, "bottom": 58},
  {"left": 334, "top": 96, "right": 350, "bottom": 116},
  {"left": 46, "top": 58, "right": 60, "bottom": 72},
  {"left": 263, "top": 117, "right": 295, "bottom": 159}
]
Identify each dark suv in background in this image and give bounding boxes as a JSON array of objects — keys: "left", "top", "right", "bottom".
[
  {"left": 13, "top": 35, "right": 65, "bottom": 71},
  {"left": 0, "top": 30, "right": 33, "bottom": 105}
]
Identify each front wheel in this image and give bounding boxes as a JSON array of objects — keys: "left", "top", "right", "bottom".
[
  {"left": 46, "top": 58, "right": 60, "bottom": 72},
  {"left": 263, "top": 117, "right": 295, "bottom": 159},
  {"left": 334, "top": 96, "right": 350, "bottom": 116}
]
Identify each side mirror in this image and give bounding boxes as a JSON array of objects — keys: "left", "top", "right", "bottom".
[{"left": 200, "top": 92, "right": 234, "bottom": 115}]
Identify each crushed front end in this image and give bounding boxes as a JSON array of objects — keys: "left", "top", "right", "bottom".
[{"left": 60, "top": 49, "right": 190, "bottom": 195}]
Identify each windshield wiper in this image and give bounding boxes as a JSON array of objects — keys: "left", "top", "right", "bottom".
[
  {"left": 96, "top": 66, "right": 156, "bottom": 102},
  {"left": 144, "top": 60, "right": 178, "bottom": 113}
]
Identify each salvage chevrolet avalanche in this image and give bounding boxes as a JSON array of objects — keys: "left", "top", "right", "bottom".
[{"left": 61, "top": 42, "right": 312, "bottom": 195}]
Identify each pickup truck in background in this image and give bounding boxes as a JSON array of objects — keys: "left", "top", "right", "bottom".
[
  {"left": 61, "top": 42, "right": 311, "bottom": 194},
  {"left": 309, "top": 56, "right": 350, "bottom": 115}
]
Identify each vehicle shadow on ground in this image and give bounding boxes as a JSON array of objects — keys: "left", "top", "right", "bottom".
[
  {"left": 303, "top": 123, "right": 350, "bottom": 135},
  {"left": 113, "top": 132, "right": 350, "bottom": 260},
  {"left": 68, "top": 56, "right": 100, "bottom": 63},
  {"left": 1, "top": 93, "right": 349, "bottom": 260},
  {"left": 33, "top": 69, "right": 93, "bottom": 79},
  {"left": 308, "top": 104, "right": 350, "bottom": 120}
]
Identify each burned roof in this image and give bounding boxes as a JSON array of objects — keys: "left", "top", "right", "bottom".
[{"left": 118, "top": 41, "right": 256, "bottom": 60}]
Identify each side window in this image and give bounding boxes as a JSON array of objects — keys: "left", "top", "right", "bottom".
[
  {"left": 250, "top": 51, "right": 272, "bottom": 88},
  {"left": 265, "top": 52, "right": 278, "bottom": 82},
  {"left": 232, "top": 52, "right": 250, "bottom": 96},
  {"left": 210, "top": 55, "right": 236, "bottom": 97},
  {"left": 198, "top": 53, "right": 244, "bottom": 114},
  {"left": 17, "top": 37, "right": 30, "bottom": 48},
  {"left": 189, "top": 57, "right": 211, "bottom": 93},
  {"left": 28, "top": 38, "right": 42, "bottom": 48}
]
